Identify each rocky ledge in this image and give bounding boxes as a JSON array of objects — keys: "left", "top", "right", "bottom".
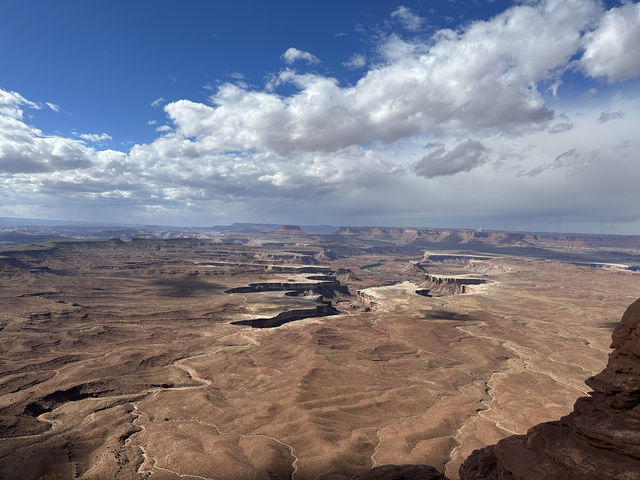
[
  {"left": 355, "top": 297, "right": 640, "bottom": 480},
  {"left": 230, "top": 303, "right": 338, "bottom": 328},
  {"left": 353, "top": 465, "right": 447, "bottom": 480},
  {"left": 459, "top": 297, "right": 640, "bottom": 480},
  {"left": 416, "top": 274, "right": 487, "bottom": 297}
]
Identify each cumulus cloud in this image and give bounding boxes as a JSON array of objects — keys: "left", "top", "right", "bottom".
[
  {"left": 391, "top": 6, "right": 425, "bottom": 31},
  {"left": 0, "top": 89, "right": 40, "bottom": 119},
  {"left": 158, "top": 0, "right": 606, "bottom": 157},
  {"left": 581, "top": 2, "right": 640, "bottom": 81},
  {"left": 0, "top": 122, "right": 92, "bottom": 175},
  {"left": 2, "top": 0, "right": 640, "bottom": 231},
  {"left": 598, "top": 111, "right": 624, "bottom": 123},
  {"left": 281, "top": 47, "right": 320, "bottom": 65},
  {"left": 415, "top": 140, "right": 488, "bottom": 178},
  {"left": 343, "top": 53, "right": 366, "bottom": 69}
]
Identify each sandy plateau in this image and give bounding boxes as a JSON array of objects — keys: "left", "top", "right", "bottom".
[{"left": 0, "top": 231, "right": 639, "bottom": 480}]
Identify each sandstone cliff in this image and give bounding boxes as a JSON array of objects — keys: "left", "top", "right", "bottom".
[
  {"left": 334, "top": 226, "right": 640, "bottom": 254},
  {"left": 416, "top": 274, "right": 487, "bottom": 296},
  {"left": 272, "top": 224, "right": 305, "bottom": 234}
]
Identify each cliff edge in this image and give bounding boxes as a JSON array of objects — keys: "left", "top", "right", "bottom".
[
  {"left": 355, "top": 297, "right": 640, "bottom": 480},
  {"left": 459, "top": 297, "right": 640, "bottom": 480}
]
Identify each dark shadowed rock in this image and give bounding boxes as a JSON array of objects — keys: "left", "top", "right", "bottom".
[
  {"left": 459, "top": 297, "right": 640, "bottom": 480},
  {"left": 353, "top": 464, "right": 448, "bottom": 480}
]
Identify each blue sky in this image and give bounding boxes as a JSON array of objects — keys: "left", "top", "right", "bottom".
[
  {"left": 1, "top": 0, "right": 640, "bottom": 232},
  {"left": 2, "top": 0, "right": 519, "bottom": 146}
]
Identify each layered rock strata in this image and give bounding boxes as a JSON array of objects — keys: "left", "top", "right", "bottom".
[
  {"left": 416, "top": 274, "right": 487, "bottom": 296},
  {"left": 230, "top": 303, "right": 339, "bottom": 328}
]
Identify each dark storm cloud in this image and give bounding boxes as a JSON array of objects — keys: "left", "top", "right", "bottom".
[
  {"left": 598, "top": 111, "right": 624, "bottom": 123},
  {"left": 415, "top": 140, "right": 488, "bottom": 178}
]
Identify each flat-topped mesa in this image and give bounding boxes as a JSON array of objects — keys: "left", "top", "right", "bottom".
[
  {"left": 333, "top": 227, "right": 640, "bottom": 254},
  {"left": 272, "top": 224, "right": 306, "bottom": 234},
  {"left": 334, "top": 227, "right": 534, "bottom": 247},
  {"left": 421, "top": 253, "right": 492, "bottom": 264},
  {"left": 224, "top": 277, "right": 349, "bottom": 298},
  {"left": 230, "top": 303, "right": 338, "bottom": 329},
  {"left": 253, "top": 251, "right": 318, "bottom": 264},
  {"left": 416, "top": 274, "right": 487, "bottom": 297},
  {"left": 459, "top": 297, "right": 640, "bottom": 480}
]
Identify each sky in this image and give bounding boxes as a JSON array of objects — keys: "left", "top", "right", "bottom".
[{"left": 1, "top": 0, "right": 640, "bottom": 233}]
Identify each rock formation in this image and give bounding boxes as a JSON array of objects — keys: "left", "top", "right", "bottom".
[
  {"left": 353, "top": 465, "right": 447, "bottom": 480},
  {"left": 416, "top": 274, "right": 487, "bottom": 296},
  {"left": 273, "top": 224, "right": 306, "bottom": 234},
  {"left": 230, "top": 303, "right": 339, "bottom": 328},
  {"left": 459, "top": 297, "right": 640, "bottom": 480},
  {"left": 334, "top": 226, "right": 640, "bottom": 254}
]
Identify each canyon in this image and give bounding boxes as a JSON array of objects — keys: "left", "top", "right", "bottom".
[{"left": 0, "top": 225, "right": 639, "bottom": 479}]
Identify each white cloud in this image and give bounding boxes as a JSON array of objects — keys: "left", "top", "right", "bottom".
[
  {"left": 281, "top": 47, "right": 320, "bottom": 65},
  {"left": 343, "top": 54, "right": 366, "bottom": 69},
  {"left": 581, "top": 2, "right": 640, "bottom": 81},
  {"left": 1, "top": 84, "right": 640, "bottom": 232},
  {"left": 147, "top": 120, "right": 157, "bottom": 125},
  {"left": 77, "top": 132, "right": 111, "bottom": 143},
  {"left": 150, "top": 97, "right": 165, "bottom": 108},
  {"left": 0, "top": 102, "right": 93, "bottom": 174},
  {"left": 390, "top": 5, "right": 425, "bottom": 31},
  {"left": 45, "top": 102, "right": 61, "bottom": 112},
  {"left": 0, "top": 89, "right": 40, "bottom": 119},
  {"left": 2, "top": 1, "right": 640, "bottom": 232},
  {"left": 160, "top": 0, "right": 602, "bottom": 157}
]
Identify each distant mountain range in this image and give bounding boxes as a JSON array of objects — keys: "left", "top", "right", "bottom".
[
  {"left": 207, "top": 223, "right": 338, "bottom": 234},
  {"left": 2, "top": 218, "right": 640, "bottom": 257},
  {"left": 0, "top": 217, "right": 339, "bottom": 234}
]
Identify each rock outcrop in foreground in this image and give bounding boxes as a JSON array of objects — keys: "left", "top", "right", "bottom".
[
  {"left": 356, "top": 298, "right": 640, "bottom": 480},
  {"left": 354, "top": 465, "right": 447, "bottom": 480},
  {"left": 459, "top": 297, "right": 640, "bottom": 480}
]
